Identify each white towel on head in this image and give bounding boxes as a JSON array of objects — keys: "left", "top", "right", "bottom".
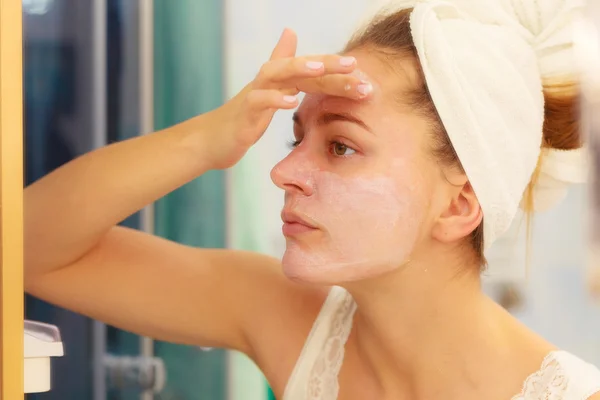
[{"left": 370, "top": 0, "right": 587, "bottom": 248}]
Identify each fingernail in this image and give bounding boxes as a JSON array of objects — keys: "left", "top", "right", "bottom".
[
  {"left": 306, "top": 61, "right": 324, "bottom": 70},
  {"left": 340, "top": 57, "right": 356, "bottom": 67},
  {"left": 283, "top": 95, "right": 297, "bottom": 103},
  {"left": 344, "top": 84, "right": 352, "bottom": 91},
  {"left": 357, "top": 83, "right": 373, "bottom": 96}
]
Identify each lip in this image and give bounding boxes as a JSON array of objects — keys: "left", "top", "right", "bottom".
[{"left": 281, "top": 210, "right": 318, "bottom": 236}]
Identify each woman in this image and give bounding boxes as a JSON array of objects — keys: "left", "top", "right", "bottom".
[{"left": 25, "top": 0, "right": 600, "bottom": 399}]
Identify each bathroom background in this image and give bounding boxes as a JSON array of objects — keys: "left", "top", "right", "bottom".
[{"left": 23, "top": 0, "right": 600, "bottom": 399}]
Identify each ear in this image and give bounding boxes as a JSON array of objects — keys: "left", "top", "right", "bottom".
[{"left": 431, "top": 182, "right": 483, "bottom": 243}]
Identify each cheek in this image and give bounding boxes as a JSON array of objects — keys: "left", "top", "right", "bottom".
[
  {"left": 321, "top": 176, "right": 412, "bottom": 228},
  {"left": 280, "top": 158, "right": 432, "bottom": 284},
  {"left": 314, "top": 169, "right": 426, "bottom": 253}
]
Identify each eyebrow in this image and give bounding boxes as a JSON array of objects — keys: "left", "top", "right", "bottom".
[{"left": 293, "top": 112, "right": 374, "bottom": 134}]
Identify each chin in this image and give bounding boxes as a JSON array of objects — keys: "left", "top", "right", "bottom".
[
  {"left": 281, "top": 257, "right": 333, "bottom": 285},
  {"left": 281, "top": 251, "right": 399, "bottom": 286}
]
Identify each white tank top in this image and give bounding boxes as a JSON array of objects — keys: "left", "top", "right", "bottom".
[{"left": 283, "top": 286, "right": 600, "bottom": 400}]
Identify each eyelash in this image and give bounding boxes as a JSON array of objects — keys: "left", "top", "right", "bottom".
[
  {"left": 287, "top": 138, "right": 357, "bottom": 158},
  {"left": 287, "top": 139, "right": 301, "bottom": 149}
]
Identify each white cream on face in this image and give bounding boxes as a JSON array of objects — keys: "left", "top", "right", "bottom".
[
  {"left": 273, "top": 58, "right": 433, "bottom": 284},
  {"left": 280, "top": 160, "right": 424, "bottom": 284}
]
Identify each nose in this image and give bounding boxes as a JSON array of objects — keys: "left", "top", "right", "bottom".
[{"left": 270, "top": 150, "right": 315, "bottom": 196}]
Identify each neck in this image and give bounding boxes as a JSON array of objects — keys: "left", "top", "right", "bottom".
[{"left": 342, "top": 254, "right": 521, "bottom": 398}]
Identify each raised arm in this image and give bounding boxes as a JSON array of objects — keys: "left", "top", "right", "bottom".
[{"left": 24, "top": 29, "right": 367, "bottom": 355}]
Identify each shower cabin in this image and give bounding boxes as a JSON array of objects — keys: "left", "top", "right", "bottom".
[{"left": 20, "top": 0, "right": 232, "bottom": 399}]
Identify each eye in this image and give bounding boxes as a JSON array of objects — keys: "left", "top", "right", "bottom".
[
  {"left": 287, "top": 139, "right": 301, "bottom": 149},
  {"left": 330, "top": 141, "right": 356, "bottom": 157}
]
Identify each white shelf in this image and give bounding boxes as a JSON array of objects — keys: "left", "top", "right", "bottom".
[{"left": 24, "top": 320, "right": 64, "bottom": 394}]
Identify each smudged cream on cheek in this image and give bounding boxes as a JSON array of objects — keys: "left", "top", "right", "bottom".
[{"left": 282, "top": 162, "right": 424, "bottom": 284}]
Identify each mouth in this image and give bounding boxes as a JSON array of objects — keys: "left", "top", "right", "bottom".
[{"left": 281, "top": 210, "right": 319, "bottom": 237}]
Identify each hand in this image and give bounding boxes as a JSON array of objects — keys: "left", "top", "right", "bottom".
[{"left": 202, "top": 28, "right": 372, "bottom": 169}]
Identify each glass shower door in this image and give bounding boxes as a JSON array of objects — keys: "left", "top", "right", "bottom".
[
  {"left": 23, "top": 1, "right": 155, "bottom": 399},
  {"left": 24, "top": 0, "right": 257, "bottom": 398},
  {"left": 24, "top": 1, "right": 107, "bottom": 398}
]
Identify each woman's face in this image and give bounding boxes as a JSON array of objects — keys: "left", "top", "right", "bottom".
[{"left": 271, "top": 53, "right": 448, "bottom": 284}]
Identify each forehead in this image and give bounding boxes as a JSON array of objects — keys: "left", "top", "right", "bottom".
[{"left": 296, "top": 50, "right": 421, "bottom": 119}]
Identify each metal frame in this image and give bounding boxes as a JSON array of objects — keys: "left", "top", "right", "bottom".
[
  {"left": 138, "top": 1, "right": 155, "bottom": 399},
  {"left": 91, "top": 0, "right": 108, "bottom": 399},
  {"left": 0, "top": 0, "right": 24, "bottom": 398},
  {"left": 91, "top": 2, "right": 156, "bottom": 398}
]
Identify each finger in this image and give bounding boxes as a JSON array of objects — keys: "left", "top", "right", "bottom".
[
  {"left": 298, "top": 74, "right": 374, "bottom": 100},
  {"left": 245, "top": 89, "right": 299, "bottom": 114},
  {"left": 280, "top": 87, "right": 301, "bottom": 96},
  {"left": 255, "top": 55, "right": 357, "bottom": 88},
  {"left": 270, "top": 28, "right": 297, "bottom": 60}
]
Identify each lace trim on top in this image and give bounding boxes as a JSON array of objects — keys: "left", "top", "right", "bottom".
[
  {"left": 511, "top": 351, "right": 567, "bottom": 400},
  {"left": 512, "top": 351, "right": 600, "bottom": 400},
  {"left": 306, "top": 288, "right": 356, "bottom": 400},
  {"left": 285, "top": 286, "right": 600, "bottom": 400}
]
